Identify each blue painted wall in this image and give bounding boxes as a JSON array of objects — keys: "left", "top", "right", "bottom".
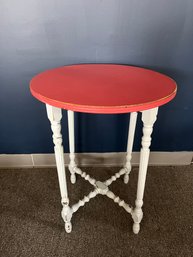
[{"left": 0, "top": 0, "right": 192, "bottom": 154}]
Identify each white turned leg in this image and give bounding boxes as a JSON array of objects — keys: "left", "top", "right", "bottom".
[
  {"left": 67, "top": 110, "right": 76, "bottom": 184},
  {"left": 132, "top": 108, "right": 158, "bottom": 234},
  {"left": 124, "top": 112, "right": 138, "bottom": 184},
  {"left": 46, "top": 104, "right": 72, "bottom": 233}
]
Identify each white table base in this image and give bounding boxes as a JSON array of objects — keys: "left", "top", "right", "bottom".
[{"left": 46, "top": 104, "right": 158, "bottom": 233}]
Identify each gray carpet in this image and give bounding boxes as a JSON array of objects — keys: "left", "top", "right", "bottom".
[{"left": 0, "top": 165, "right": 193, "bottom": 257}]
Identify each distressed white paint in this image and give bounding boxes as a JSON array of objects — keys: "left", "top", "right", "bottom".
[
  {"left": 132, "top": 107, "right": 158, "bottom": 234},
  {"left": 46, "top": 104, "right": 72, "bottom": 232},
  {"left": 67, "top": 110, "right": 77, "bottom": 184},
  {"left": 4, "top": 104, "right": 190, "bottom": 234},
  {"left": 71, "top": 189, "right": 98, "bottom": 213},
  {"left": 45, "top": 103, "right": 137, "bottom": 233},
  {"left": 105, "top": 168, "right": 127, "bottom": 186},
  {"left": 124, "top": 112, "right": 138, "bottom": 184},
  {"left": 70, "top": 166, "right": 132, "bottom": 216},
  {"left": 73, "top": 167, "right": 96, "bottom": 185}
]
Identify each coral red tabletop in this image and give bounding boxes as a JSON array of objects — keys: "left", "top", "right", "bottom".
[{"left": 30, "top": 64, "right": 177, "bottom": 114}]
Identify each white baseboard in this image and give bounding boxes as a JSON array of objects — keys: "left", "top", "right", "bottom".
[{"left": 0, "top": 152, "right": 192, "bottom": 168}]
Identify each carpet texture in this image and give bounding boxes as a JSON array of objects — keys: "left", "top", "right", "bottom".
[{"left": 0, "top": 165, "right": 193, "bottom": 257}]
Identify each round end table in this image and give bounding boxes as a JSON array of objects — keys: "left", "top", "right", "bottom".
[{"left": 30, "top": 64, "right": 177, "bottom": 234}]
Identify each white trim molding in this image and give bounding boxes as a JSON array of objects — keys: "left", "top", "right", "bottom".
[{"left": 0, "top": 152, "right": 192, "bottom": 168}]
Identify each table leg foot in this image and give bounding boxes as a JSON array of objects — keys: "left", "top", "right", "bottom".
[
  {"left": 123, "top": 174, "right": 129, "bottom": 184},
  {"left": 132, "top": 202, "right": 143, "bottom": 234},
  {"left": 68, "top": 165, "right": 76, "bottom": 184},
  {"left": 65, "top": 222, "right": 72, "bottom": 233},
  {"left": 62, "top": 205, "right": 73, "bottom": 233},
  {"left": 70, "top": 173, "right": 76, "bottom": 184},
  {"left": 133, "top": 223, "right": 140, "bottom": 234}
]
